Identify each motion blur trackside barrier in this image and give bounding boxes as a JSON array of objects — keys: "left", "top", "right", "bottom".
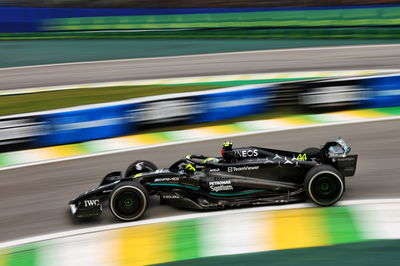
[
  {"left": 276, "top": 78, "right": 367, "bottom": 112},
  {"left": 134, "top": 97, "right": 199, "bottom": 130},
  {"left": 361, "top": 75, "right": 400, "bottom": 108},
  {"left": 28, "top": 84, "right": 272, "bottom": 148},
  {"left": 0, "top": 74, "right": 399, "bottom": 152},
  {"left": 192, "top": 86, "right": 270, "bottom": 123},
  {"left": 0, "top": 115, "right": 44, "bottom": 151},
  {"left": 276, "top": 74, "right": 400, "bottom": 112},
  {"left": 35, "top": 104, "right": 135, "bottom": 147}
]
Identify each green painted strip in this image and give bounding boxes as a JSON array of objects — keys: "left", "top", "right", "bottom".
[
  {"left": 287, "top": 114, "right": 321, "bottom": 124},
  {"left": 6, "top": 244, "right": 38, "bottom": 266},
  {"left": 321, "top": 206, "right": 364, "bottom": 245},
  {"left": 171, "top": 219, "right": 201, "bottom": 261},
  {"left": 157, "top": 239, "right": 400, "bottom": 266},
  {"left": 149, "top": 183, "right": 200, "bottom": 190},
  {"left": 0, "top": 154, "right": 7, "bottom": 168},
  {"left": 0, "top": 152, "right": 17, "bottom": 168},
  {"left": 379, "top": 106, "right": 400, "bottom": 116},
  {"left": 80, "top": 140, "right": 110, "bottom": 153},
  {"left": 302, "top": 114, "right": 331, "bottom": 124},
  {"left": 174, "top": 77, "right": 319, "bottom": 87},
  {"left": 154, "top": 132, "right": 176, "bottom": 142}
]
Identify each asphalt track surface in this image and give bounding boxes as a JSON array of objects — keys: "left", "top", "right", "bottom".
[
  {"left": 0, "top": 119, "right": 399, "bottom": 242},
  {"left": 1, "top": 44, "right": 400, "bottom": 90}
]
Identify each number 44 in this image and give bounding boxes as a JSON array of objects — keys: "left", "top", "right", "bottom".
[{"left": 297, "top": 153, "right": 307, "bottom": 161}]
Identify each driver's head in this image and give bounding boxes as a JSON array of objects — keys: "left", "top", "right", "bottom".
[
  {"left": 204, "top": 157, "right": 220, "bottom": 164},
  {"left": 221, "top": 141, "right": 234, "bottom": 160},
  {"left": 222, "top": 141, "right": 233, "bottom": 151}
]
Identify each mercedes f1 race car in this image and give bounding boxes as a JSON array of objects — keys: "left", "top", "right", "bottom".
[{"left": 69, "top": 138, "right": 357, "bottom": 221}]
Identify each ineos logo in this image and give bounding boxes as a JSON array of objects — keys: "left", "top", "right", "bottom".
[
  {"left": 84, "top": 199, "right": 100, "bottom": 207},
  {"left": 235, "top": 149, "right": 259, "bottom": 158}
]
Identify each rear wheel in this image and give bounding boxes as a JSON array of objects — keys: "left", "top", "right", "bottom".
[
  {"left": 109, "top": 182, "right": 148, "bottom": 221},
  {"left": 304, "top": 165, "right": 344, "bottom": 206},
  {"left": 125, "top": 160, "right": 157, "bottom": 178}
]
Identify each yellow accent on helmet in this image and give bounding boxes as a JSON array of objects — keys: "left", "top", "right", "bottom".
[
  {"left": 185, "top": 164, "right": 196, "bottom": 172},
  {"left": 223, "top": 141, "right": 232, "bottom": 147},
  {"left": 204, "top": 157, "right": 219, "bottom": 164},
  {"left": 133, "top": 173, "right": 143, "bottom": 178}
]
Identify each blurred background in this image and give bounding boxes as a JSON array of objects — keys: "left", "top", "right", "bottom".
[
  {"left": 1, "top": 0, "right": 400, "bottom": 38},
  {"left": 0, "top": 0, "right": 400, "bottom": 265}
]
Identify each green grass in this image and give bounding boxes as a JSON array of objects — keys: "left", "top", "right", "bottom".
[
  {"left": 1, "top": 84, "right": 221, "bottom": 116},
  {"left": 1, "top": 76, "right": 321, "bottom": 116}
]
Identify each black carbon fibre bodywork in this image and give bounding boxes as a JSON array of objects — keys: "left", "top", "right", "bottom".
[{"left": 69, "top": 140, "right": 358, "bottom": 219}]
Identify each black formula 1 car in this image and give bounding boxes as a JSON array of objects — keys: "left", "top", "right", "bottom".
[{"left": 69, "top": 138, "right": 357, "bottom": 221}]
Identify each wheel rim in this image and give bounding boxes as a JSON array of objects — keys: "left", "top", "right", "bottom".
[
  {"left": 321, "top": 182, "right": 330, "bottom": 191},
  {"left": 309, "top": 172, "right": 343, "bottom": 205},
  {"left": 123, "top": 198, "right": 134, "bottom": 207}
]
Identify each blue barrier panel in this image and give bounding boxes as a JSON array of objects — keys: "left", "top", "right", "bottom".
[
  {"left": 192, "top": 86, "right": 271, "bottom": 123},
  {"left": 35, "top": 103, "right": 136, "bottom": 147},
  {"left": 361, "top": 75, "right": 400, "bottom": 108}
]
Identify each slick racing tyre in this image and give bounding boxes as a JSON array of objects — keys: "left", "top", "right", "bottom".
[
  {"left": 304, "top": 165, "right": 344, "bottom": 206},
  {"left": 99, "top": 171, "right": 122, "bottom": 186},
  {"left": 301, "top": 147, "right": 321, "bottom": 159},
  {"left": 109, "top": 182, "right": 149, "bottom": 221},
  {"left": 125, "top": 160, "right": 157, "bottom": 178}
]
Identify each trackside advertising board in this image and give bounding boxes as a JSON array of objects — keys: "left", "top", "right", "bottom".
[
  {"left": 360, "top": 75, "right": 400, "bottom": 108},
  {"left": 279, "top": 74, "right": 400, "bottom": 112},
  {"left": 0, "top": 116, "right": 44, "bottom": 152},
  {"left": 28, "top": 84, "right": 272, "bottom": 148},
  {"left": 0, "top": 74, "right": 399, "bottom": 151},
  {"left": 35, "top": 104, "right": 135, "bottom": 147},
  {"left": 192, "top": 86, "right": 271, "bottom": 123}
]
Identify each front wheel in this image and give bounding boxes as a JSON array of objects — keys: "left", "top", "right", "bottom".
[
  {"left": 304, "top": 165, "right": 344, "bottom": 206},
  {"left": 109, "top": 182, "right": 149, "bottom": 221}
]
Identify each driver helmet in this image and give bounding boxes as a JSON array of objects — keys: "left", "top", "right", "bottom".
[
  {"left": 203, "top": 157, "right": 220, "bottom": 164},
  {"left": 222, "top": 141, "right": 233, "bottom": 151},
  {"left": 221, "top": 141, "right": 235, "bottom": 161},
  {"left": 328, "top": 145, "right": 345, "bottom": 157}
]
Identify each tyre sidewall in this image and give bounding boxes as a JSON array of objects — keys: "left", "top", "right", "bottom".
[
  {"left": 305, "top": 165, "right": 344, "bottom": 206},
  {"left": 109, "top": 182, "right": 148, "bottom": 221}
]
